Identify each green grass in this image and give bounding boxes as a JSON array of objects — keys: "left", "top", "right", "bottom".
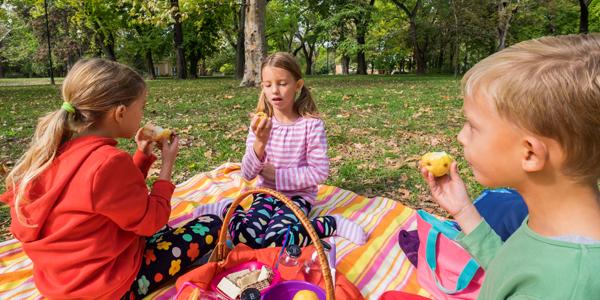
[{"left": 0, "top": 75, "right": 483, "bottom": 241}]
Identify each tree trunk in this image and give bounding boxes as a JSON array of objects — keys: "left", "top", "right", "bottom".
[
  {"left": 497, "top": 0, "right": 519, "bottom": 51},
  {"left": 96, "top": 31, "right": 116, "bottom": 61},
  {"left": 341, "top": 55, "right": 350, "bottom": 75},
  {"left": 437, "top": 47, "right": 445, "bottom": 73},
  {"left": 241, "top": 0, "right": 267, "bottom": 87},
  {"left": 189, "top": 53, "right": 199, "bottom": 79},
  {"left": 399, "top": 58, "right": 405, "bottom": 73},
  {"left": 145, "top": 49, "right": 156, "bottom": 80},
  {"left": 235, "top": 2, "right": 246, "bottom": 79},
  {"left": 0, "top": 62, "right": 4, "bottom": 78},
  {"left": 579, "top": 0, "right": 590, "bottom": 34},
  {"left": 393, "top": 0, "right": 426, "bottom": 74},
  {"left": 199, "top": 58, "right": 207, "bottom": 76},
  {"left": 410, "top": 20, "right": 426, "bottom": 74},
  {"left": 171, "top": 0, "right": 186, "bottom": 79},
  {"left": 356, "top": 0, "right": 375, "bottom": 75},
  {"left": 356, "top": 34, "right": 367, "bottom": 74},
  {"left": 301, "top": 44, "right": 313, "bottom": 75}
]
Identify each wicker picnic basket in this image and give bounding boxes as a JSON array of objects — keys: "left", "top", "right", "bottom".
[{"left": 209, "top": 187, "right": 335, "bottom": 300}]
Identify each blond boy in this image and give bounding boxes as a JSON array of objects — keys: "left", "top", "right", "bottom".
[{"left": 422, "top": 34, "right": 600, "bottom": 299}]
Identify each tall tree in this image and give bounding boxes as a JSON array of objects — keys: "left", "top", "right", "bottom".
[
  {"left": 236, "top": 3, "right": 246, "bottom": 79},
  {"left": 578, "top": 0, "right": 592, "bottom": 33},
  {"left": 241, "top": 0, "right": 267, "bottom": 87},
  {"left": 61, "top": 0, "right": 126, "bottom": 61},
  {"left": 497, "top": 0, "right": 520, "bottom": 50},
  {"left": 392, "top": 0, "right": 427, "bottom": 74},
  {"left": 171, "top": 0, "right": 186, "bottom": 79},
  {"left": 183, "top": 1, "right": 231, "bottom": 78},
  {"left": 356, "top": 0, "right": 376, "bottom": 74}
]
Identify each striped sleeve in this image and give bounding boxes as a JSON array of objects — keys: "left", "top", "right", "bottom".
[
  {"left": 241, "top": 129, "right": 266, "bottom": 181},
  {"left": 275, "top": 119, "right": 330, "bottom": 191}
]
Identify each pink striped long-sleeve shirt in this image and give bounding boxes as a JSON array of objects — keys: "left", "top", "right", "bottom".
[{"left": 241, "top": 117, "right": 329, "bottom": 204}]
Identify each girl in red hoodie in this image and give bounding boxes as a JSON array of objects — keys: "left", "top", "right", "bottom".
[{"left": 0, "top": 58, "right": 222, "bottom": 299}]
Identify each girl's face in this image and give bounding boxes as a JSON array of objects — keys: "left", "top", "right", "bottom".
[
  {"left": 119, "top": 91, "right": 146, "bottom": 138},
  {"left": 261, "top": 66, "right": 303, "bottom": 116}
]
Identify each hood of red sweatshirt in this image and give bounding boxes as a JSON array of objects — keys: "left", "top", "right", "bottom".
[{"left": 7, "top": 136, "right": 117, "bottom": 242}]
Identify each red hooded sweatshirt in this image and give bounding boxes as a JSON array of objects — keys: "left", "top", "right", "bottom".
[{"left": 0, "top": 136, "right": 174, "bottom": 299}]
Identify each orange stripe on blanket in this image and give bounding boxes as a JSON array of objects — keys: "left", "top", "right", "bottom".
[
  {"left": 0, "top": 270, "right": 33, "bottom": 290},
  {"left": 0, "top": 252, "right": 29, "bottom": 266},
  {"left": 338, "top": 205, "right": 412, "bottom": 283}
]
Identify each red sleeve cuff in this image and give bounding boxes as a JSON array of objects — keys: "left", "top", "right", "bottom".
[
  {"left": 151, "top": 179, "right": 176, "bottom": 200},
  {"left": 133, "top": 150, "right": 157, "bottom": 178}
]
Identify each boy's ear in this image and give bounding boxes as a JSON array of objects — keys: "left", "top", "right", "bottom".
[
  {"left": 521, "top": 136, "right": 548, "bottom": 172},
  {"left": 296, "top": 79, "right": 304, "bottom": 92}
]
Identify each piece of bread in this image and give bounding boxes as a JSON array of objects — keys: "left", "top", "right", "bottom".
[
  {"left": 236, "top": 269, "right": 261, "bottom": 288},
  {"left": 142, "top": 123, "right": 172, "bottom": 141},
  {"left": 255, "top": 111, "right": 267, "bottom": 121},
  {"left": 217, "top": 277, "right": 241, "bottom": 299}
]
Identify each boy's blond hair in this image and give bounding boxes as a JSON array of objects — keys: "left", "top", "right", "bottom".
[
  {"left": 462, "top": 34, "right": 600, "bottom": 183},
  {"left": 6, "top": 58, "right": 146, "bottom": 227}
]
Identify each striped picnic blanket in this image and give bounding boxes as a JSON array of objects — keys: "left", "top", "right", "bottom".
[{"left": 0, "top": 163, "right": 430, "bottom": 299}]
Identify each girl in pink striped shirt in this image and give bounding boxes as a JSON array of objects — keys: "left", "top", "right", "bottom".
[{"left": 197, "top": 53, "right": 366, "bottom": 248}]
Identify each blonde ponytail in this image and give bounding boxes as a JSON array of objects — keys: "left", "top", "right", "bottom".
[
  {"left": 5, "top": 58, "right": 146, "bottom": 226},
  {"left": 6, "top": 109, "right": 71, "bottom": 227}
]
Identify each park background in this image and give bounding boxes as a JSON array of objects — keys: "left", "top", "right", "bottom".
[{"left": 1, "top": 0, "right": 599, "bottom": 241}]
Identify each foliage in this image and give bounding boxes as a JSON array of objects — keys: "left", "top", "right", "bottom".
[{"left": 2, "top": 0, "right": 598, "bottom": 78}]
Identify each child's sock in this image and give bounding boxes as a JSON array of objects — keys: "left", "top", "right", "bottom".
[
  {"left": 192, "top": 200, "right": 232, "bottom": 219},
  {"left": 333, "top": 215, "right": 368, "bottom": 245}
]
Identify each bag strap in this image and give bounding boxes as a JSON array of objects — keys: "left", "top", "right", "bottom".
[{"left": 419, "top": 210, "right": 480, "bottom": 295}]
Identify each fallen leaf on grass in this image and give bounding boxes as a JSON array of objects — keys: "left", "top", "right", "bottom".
[{"left": 0, "top": 164, "right": 8, "bottom": 176}]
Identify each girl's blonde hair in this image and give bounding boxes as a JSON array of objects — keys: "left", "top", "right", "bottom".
[
  {"left": 6, "top": 58, "right": 146, "bottom": 227},
  {"left": 256, "top": 52, "right": 318, "bottom": 118},
  {"left": 462, "top": 34, "right": 600, "bottom": 183}
]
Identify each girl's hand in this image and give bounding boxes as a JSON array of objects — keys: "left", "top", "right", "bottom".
[
  {"left": 260, "top": 163, "right": 276, "bottom": 181},
  {"left": 135, "top": 128, "right": 155, "bottom": 156},
  {"left": 158, "top": 135, "right": 179, "bottom": 181},
  {"left": 251, "top": 114, "right": 272, "bottom": 145},
  {"left": 421, "top": 161, "right": 482, "bottom": 234}
]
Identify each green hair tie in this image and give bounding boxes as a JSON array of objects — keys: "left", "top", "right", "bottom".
[{"left": 61, "top": 102, "right": 75, "bottom": 113}]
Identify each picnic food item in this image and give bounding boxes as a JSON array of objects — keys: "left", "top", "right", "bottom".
[
  {"left": 255, "top": 111, "right": 267, "bottom": 121},
  {"left": 216, "top": 265, "right": 274, "bottom": 299},
  {"left": 293, "top": 289, "right": 319, "bottom": 300},
  {"left": 420, "top": 151, "right": 453, "bottom": 177},
  {"left": 142, "top": 123, "right": 172, "bottom": 141}
]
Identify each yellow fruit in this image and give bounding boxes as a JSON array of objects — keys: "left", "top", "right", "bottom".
[
  {"left": 420, "top": 151, "right": 453, "bottom": 177},
  {"left": 255, "top": 112, "right": 267, "bottom": 121},
  {"left": 143, "top": 123, "right": 173, "bottom": 142},
  {"left": 293, "top": 290, "right": 319, "bottom": 300}
]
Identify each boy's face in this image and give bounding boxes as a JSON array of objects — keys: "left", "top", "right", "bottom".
[{"left": 457, "top": 91, "right": 525, "bottom": 187}]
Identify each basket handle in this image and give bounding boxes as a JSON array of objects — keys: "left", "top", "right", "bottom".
[{"left": 211, "top": 188, "right": 335, "bottom": 300}]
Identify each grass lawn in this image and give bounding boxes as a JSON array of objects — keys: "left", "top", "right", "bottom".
[{"left": 0, "top": 75, "right": 483, "bottom": 242}]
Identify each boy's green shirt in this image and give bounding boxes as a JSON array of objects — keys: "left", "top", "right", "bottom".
[{"left": 457, "top": 218, "right": 600, "bottom": 300}]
